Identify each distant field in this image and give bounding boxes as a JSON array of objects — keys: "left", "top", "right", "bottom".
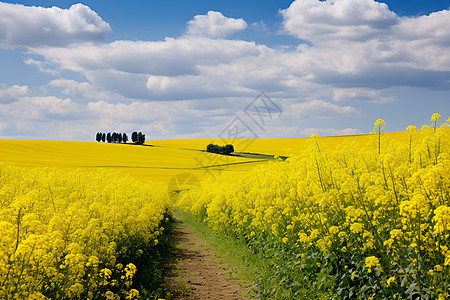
[
  {"left": 0, "top": 139, "right": 266, "bottom": 184},
  {"left": 0, "top": 132, "right": 408, "bottom": 184},
  {"left": 151, "top": 131, "right": 408, "bottom": 155}
]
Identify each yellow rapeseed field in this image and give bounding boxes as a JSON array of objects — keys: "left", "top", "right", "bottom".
[
  {"left": 0, "top": 139, "right": 265, "bottom": 183},
  {"left": 151, "top": 131, "right": 408, "bottom": 156},
  {"left": 0, "top": 166, "right": 170, "bottom": 299},
  {"left": 1, "top": 114, "right": 448, "bottom": 299},
  {"left": 179, "top": 114, "right": 450, "bottom": 299},
  {"left": 0, "top": 132, "right": 409, "bottom": 185}
]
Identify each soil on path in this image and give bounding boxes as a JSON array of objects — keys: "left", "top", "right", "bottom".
[{"left": 165, "top": 219, "right": 251, "bottom": 300}]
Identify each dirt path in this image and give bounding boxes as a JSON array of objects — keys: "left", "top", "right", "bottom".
[{"left": 165, "top": 219, "right": 251, "bottom": 300}]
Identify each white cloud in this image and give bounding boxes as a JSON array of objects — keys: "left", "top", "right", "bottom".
[
  {"left": 0, "top": 2, "right": 110, "bottom": 49},
  {"left": 300, "top": 127, "right": 361, "bottom": 137},
  {"left": 251, "top": 20, "right": 268, "bottom": 32},
  {"left": 287, "top": 100, "right": 362, "bottom": 119},
  {"left": 0, "top": 84, "right": 29, "bottom": 103},
  {"left": 0, "top": 93, "right": 365, "bottom": 141},
  {"left": 35, "top": 37, "right": 261, "bottom": 76},
  {"left": 24, "top": 58, "right": 59, "bottom": 75},
  {"left": 394, "top": 10, "right": 450, "bottom": 43},
  {"left": 281, "top": 0, "right": 398, "bottom": 43},
  {"left": 16, "top": 96, "right": 85, "bottom": 119},
  {"left": 22, "top": 2, "right": 448, "bottom": 104},
  {"left": 186, "top": 11, "right": 247, "bottom": 38},
  {"left": 48, "top": 79, "right": 113, "bottom": 100},
  {"left": 32, "top": 37, "right": 267, "bottom": 100},
  {"left": 0, "top": 2, "right": 448, "bottom": 142},
  {"left": 9, "top": 0, "right": 443, "bottom": 106},
  {"left": 333, "top": 88, "right": 394, "bottom": 103},
  {"left": 280, "top": 0, "right": 450, "bottom": 90},
  {"left": 0, "top": 96, "right": 235, "bottom": 140}
]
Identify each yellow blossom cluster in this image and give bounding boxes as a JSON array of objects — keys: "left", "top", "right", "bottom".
[
  {"left": 180, "top": 113, "right": 449, "bottom": 298},
  {"left": 0, "top": 166, "right": 170, "bottom": 299},
  {"left": 365, "top": 256, "right": 383, "bottom": 273}
]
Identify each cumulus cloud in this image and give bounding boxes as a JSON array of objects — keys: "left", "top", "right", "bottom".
[
  {"left": 0, "top": 84, "right": 29, "bottom": 103},
  {"left": 287, "top": 100, "right": 362, "bottom": 119},
  {"left": 281, "top": 0, "right": 398, "bottom": 43},
  {"left": 1, "top": 2, "right": 448, "bottom": 141},
  {"left": 333, "top": 88, "right": 394, "bottom": 103},
  {"left": 0, "top": 2, "right": 111, "bottom": 48},
  {"left": 280, "top": 0, "right": 450, "bottom": 90},
  {"left": 16, "top": 96, "right": 86, "bottom": 120},
  {"left": 24, "top": 58, "right": 59, "bottom": 75},
  {"left": 48, "top": 79, "right": 113, "bottom": 100},
  {"left": 35, "top": 37, "right": 261, "bottom": 76},
  {"left": 300, "top": 127, "right": 361, "bottom": 137},
  {"left": 0, "top": 96, "right": 94, "bottom": 139},
  {"left": 394, "top": 9, "right": 450, "bottom": 43},
  {"left": 32, "top": 37, "right": 267, "bottom": 100},
  {"left": 21, "top": 1, "right": 447, "bottom": 103},
  {"left": 0, "top": 93, "right": 364, "bottom": 141},
  {"left": 0, "top": 96, "right": 234, "bottom": 140},
  {"left": 186, "top": 11, "right": 247, "bottom": 38}
]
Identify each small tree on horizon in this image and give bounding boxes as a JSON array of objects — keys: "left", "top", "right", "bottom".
[
  {"left": 137, "top": 132, "right": 145, "bottom": 144},
  {"left": 206, "top": 143, "right": 234, "bottom": 155},
  {"left": 131, "top": 131, "right": 137, "bottom": 143}
]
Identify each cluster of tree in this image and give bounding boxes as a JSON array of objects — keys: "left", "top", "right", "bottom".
[
  {"left": 206, "top": 143, "right": 234, "bottom": 155},
  {"left": 96, "top": 132, "right": 128, "bottom": 143},
  {"left": 131, "top": 131, "right": 146, "bottom": 144}
]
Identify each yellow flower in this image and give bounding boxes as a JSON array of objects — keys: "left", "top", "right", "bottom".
[
  {"left": 338, "top": 231, "right": 347, "bottom": 239},
  {"left": 387, "top": 276, "right": 396, "bottom": 287},
  {"left": 434, "top": 265, "right": 443, "bottom": 272},
  {"left": 438, "top": 293, "right": 449, "bottom": 300},
  {"left": 329, "top": 226, "right": 339, "bottom": 235},
  {"left": 445, "top": 251, "right": 450, "bottom": 266},
  {"left": 126, "top": 289, "right": 140, "bottom": 300},
  {"left": 365, "top": 256, "right": 383, "bottom": 273},
  {"left": 350, "top": 222, "right": 364, "bottom": 234},
  {"left": 125, "top": 263, "right": 137, "bottom": 280},
  {"left": 433, "top": 205, "right": 450, "bottom": 235},
  {"left": 431, "top": 113, "right": 441, "bottom": 121},
  {"left": 390, "top": 229, "right": 403, "bottom": 239},
  {"left": 373, "top": 119, "right": 385, "bottom": 132},
  {"left": 68, "top": 283, "right": 84, "bottom": 297},
  {"left": 100, "top": 268, "right": 112, "bottom": 279}
]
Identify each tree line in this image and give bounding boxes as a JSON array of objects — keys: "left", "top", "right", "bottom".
[
  {"left": 206, "top": 143, "right": 234, "bottom": 155},
  {"left": 95, "top": 131, "right": 145, "bottom": 144}
]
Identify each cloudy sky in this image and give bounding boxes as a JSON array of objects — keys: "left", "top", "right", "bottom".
[{"left": 0, "top": 0, "right": 449, "bottom": 141}]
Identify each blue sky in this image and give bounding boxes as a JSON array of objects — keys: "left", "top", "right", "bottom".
[{"left": 0, "top": 0, "right": 449, "bottom": 141}]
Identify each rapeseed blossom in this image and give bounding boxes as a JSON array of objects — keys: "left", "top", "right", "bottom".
[{"left": 365, "top": 256, "right": 383, "bottom": 273}]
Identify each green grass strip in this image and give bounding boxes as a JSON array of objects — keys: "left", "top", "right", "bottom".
[{"left": 174, "top": 209, "right": 268, "bottom": 298}]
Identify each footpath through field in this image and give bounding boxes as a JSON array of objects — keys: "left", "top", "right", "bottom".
[{"left": 165, "top": 216, "right": 252, "bottom": 300}]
